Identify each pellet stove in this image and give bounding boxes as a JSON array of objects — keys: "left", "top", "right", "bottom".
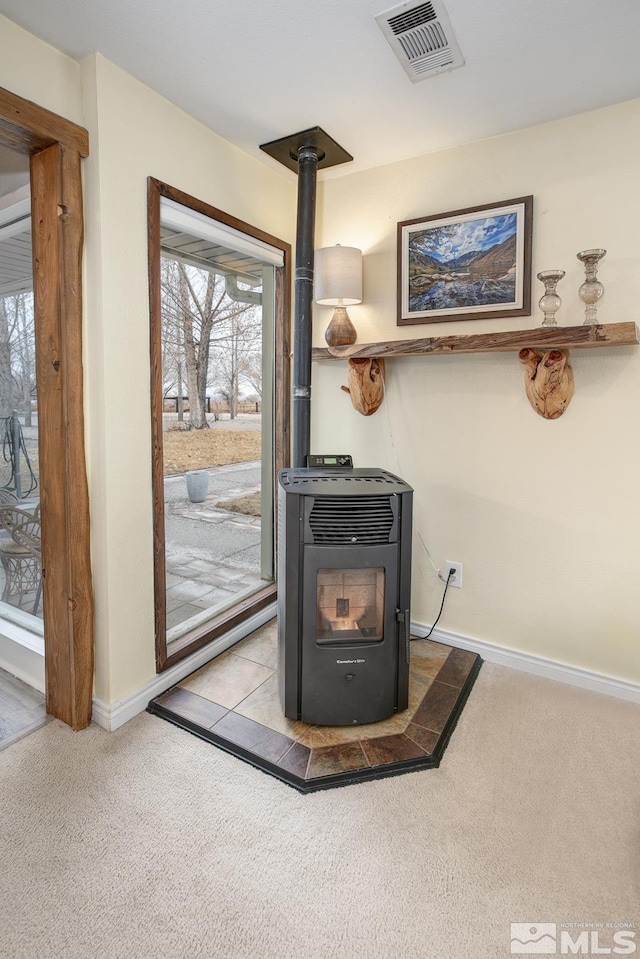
[{"left": 277, "top": 462, "right": 413, "bottom": 726}]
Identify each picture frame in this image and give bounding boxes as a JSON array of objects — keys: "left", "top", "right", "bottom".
[{"left": 397, "top": 195, "right": 533, "bottom": 325}]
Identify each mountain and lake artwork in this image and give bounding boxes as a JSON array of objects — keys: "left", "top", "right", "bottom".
[{"left": 398, "top": 197, "right": 532, "bottom": 325}]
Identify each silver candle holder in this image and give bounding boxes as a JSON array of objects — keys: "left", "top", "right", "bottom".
[
  {"left": 537, "top": 270, "right": 565, "bottom": 327},
  {"left": 577, "top": 248, "right": 606, "bottom": 325}
]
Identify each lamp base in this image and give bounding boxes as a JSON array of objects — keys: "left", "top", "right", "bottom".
[{"left": 325, "top": 306, "right": 357, "bottom": 348}]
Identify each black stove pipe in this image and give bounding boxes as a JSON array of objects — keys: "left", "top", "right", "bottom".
[{"left": 291, "top": 144, "right": 319, "bottom": 468}]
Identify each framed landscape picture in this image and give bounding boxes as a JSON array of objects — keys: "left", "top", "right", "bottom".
[{"left": 397, "top": 195, "right": 533, "bottom": 325}]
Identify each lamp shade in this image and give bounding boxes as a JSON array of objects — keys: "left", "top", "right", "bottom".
[{"left": 315, "top": 245, "right": 362, "bottom": 305}]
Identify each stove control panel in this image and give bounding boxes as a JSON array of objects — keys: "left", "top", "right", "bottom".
[{"left": 305, "top": 454, "right": 353, "bottom": 468}]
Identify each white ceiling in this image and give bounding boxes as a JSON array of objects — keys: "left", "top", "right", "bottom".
[{"left": 1, "top": 0, "right": 640, "bottom": 178}]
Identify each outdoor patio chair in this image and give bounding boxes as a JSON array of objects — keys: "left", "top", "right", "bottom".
[{"left": 0, "top": 505, "right": 42, "bottom": 614}]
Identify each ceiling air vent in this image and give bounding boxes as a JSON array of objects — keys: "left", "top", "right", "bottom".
[{"left": 375, "top": 0, "right": 464, "bottom": 83}]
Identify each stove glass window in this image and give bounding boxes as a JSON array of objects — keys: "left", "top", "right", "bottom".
[{"left": 316, "top": 568, "right": 384, "bottom": 644}]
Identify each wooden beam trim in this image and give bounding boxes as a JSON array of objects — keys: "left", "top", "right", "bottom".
[
  {"left": 31, "top": 143, "right": 94, "bottom": 730},
  {"left": 58, "top": 143, "right": 94, "bottom": 727},
  {"left": 31, "top": 146, "right": 69, "bottom": 721},
  {"left": 0, "top": 86, "right": 89, "bottom": 157}
]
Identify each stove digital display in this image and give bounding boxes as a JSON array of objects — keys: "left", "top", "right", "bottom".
[{"left": 305, "top": 454, "right": 353, "bottom": 468}]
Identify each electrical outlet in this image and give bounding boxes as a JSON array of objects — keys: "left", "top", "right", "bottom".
[{"left": 444, "top": 561, "right": 463, "bottom": 588}]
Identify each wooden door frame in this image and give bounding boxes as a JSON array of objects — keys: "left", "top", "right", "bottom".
[
  {"left": 0, "top": 86, "right": 94, "bottom": 729},
  {"left": 148, "top": 178, "right": 291, "bottom": 671}
]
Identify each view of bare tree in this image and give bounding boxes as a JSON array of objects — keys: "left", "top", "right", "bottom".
[
  {"left": 211, "top": 310, "right": 261, "bottom": 419},
  {"left": 0, "top": 292, "right": 35, "bottom": 422},
  {"left": 161, "top": 259, "right": 262, "bottom": 425},
  {"left": 242, "top": 351, "right": 263, "bottom": 400}
]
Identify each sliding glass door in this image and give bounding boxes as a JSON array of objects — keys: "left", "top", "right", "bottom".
[{"left": 148, "top": 181, "right": 290, "bottom": 669}]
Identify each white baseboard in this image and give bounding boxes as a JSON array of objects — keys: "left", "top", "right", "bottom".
[
  {"left": 412, "top": 620, "right": 640, "bottom": 705},
  {"left": 92, "top": 606, "right": 639, "bottom": 732},
  {"left": 92, "top": 602, "right": 277, "bottom": 731}
]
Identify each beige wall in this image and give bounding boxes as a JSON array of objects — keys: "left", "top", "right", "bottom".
[
  {"left": 313, "top": 99, "right": 640, "bottom": 684},
  {"left": 80, "top": 55, "right": 296, "bottom": 703},
  {"left": 1, "top": 13, "right": 638, "bottom": 704},
  {"left": 0, "top": 21, "right": 297, "bottom": 707},
  {"left": 0, "top": 15, "right": 82, "bottom": 122}
]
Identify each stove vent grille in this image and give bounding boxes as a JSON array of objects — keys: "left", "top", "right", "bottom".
[
  {"left": 309, "top": 495, "right": 394, "bottom": 545},
  {"left": 375, "top": 0, "right": 464, "bottom": 83}
]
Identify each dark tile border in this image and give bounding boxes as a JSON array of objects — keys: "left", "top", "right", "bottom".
[
  {"left": 154, "top": 686, "right": 228, "bottom": 728},
  {"left": 148, "top": 651, "right": 482, "bottom": 793}
]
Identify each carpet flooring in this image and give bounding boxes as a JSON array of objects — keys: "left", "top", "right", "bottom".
[
  {"left": 149, "top": 622, "right": 481, "bottom": 790},
  {"left": 1, "top": 661, "right": 639, "bottom": 958}
]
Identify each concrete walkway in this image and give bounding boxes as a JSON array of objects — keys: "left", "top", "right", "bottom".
[
  {"left": 164, "top": 461, "right": 266, "bottom": 635},
  {"left": 0, "top": 456, "right": 266, "bottom": 638}
]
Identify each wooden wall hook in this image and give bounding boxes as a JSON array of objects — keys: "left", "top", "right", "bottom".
[
  {"left": 519, "top": 348, "right": 574, "bottom": 419},
  {"left": 341, "top": 357, "right": 385, "bottom": 416}
]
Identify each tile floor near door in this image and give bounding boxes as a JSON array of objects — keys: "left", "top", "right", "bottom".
[{"left": 150, "top": 619, "right": 481, "bottom": 791}]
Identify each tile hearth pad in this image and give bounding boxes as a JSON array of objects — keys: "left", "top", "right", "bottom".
[{"left": 148, "top": 621, "right": 481, "bottom": 792}]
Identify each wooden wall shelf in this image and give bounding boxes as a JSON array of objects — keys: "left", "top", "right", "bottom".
[{"left": 312, "top": 322, "right": 639, "bottom": 361}]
